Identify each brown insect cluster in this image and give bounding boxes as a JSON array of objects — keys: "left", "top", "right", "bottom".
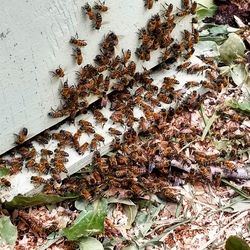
[
  {"left": 83, "top": 1, "right": 108, "bottom": 30},
  {"left": 136, "top": 1, "right": 198, "bottom": 63},
  {"left": 1, "top": 0, "right": 249, "bottom": 210}
]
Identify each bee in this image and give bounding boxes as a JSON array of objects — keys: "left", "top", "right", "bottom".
[
  {"left": 81, "top": 125, "right": 95, "bottom": 135},
  {"left": 181, "top": 0, "right": 190, "bottom": 9},
  {"left": 176, "top": 61, "right": 192, "bottom": 72},
  {"left": 51, "top": 66, "right": 65, "bottom": 78},
  {"left": 18, "top": 211, "right": 46, "bottom": 237},
  {"left": 25, "top": 159, "right": 38, "bottom": 170},
  {"left": 54, "top": 159, "right": 68, "bottom": 174},
  {"left": 94, "top": 133, "right": 105, "bottom": 143},
  {"left": 145, "top": 0, "right": 154, "bottom": 9},
  {"left": 54, "top": 149, "right": 69, "bottom": 157},
  {"left": 121, "top": 49, "right": 131, "bottom": 65},
  {"left": 78, "top": 119, "right": 93, "bottom": 128},
  {"left": 115, "top": 169, "right": 128, "bottom": 177},
  {"left": 162, "top": 3, "right": 173, "bottom": 17},
  {"left": 94, "top": 1, "right": 108, "bottom": 12},
  {"left": 37, "top": 158, "right": 50, "bottom": 174},
  {"left": 34, "top": 130, "right": 51, "bottom": 145},
  {"left": 73, "top": 129, "right": 82, "bottom": 150},
  {"left": 185, "top": 81, "right": 200, "bottom": 88},
  {"left": 48, "top": 109, "right": 68, "bottom": 118},
  {"left": 108, "top": 127, "right": 122, "bottom": 136},
  {"left": 77, "top": 142, "right": 89, "bottom": 155},
  {"left": 81, "top": 189, "right": 93, "bottom": 202},
  {"left": 40, "top": 149, "right": 53, "bottom": 158},
  {"left": 224, "top": 160, "right": 236, "bottom": 171},
  {"left": 184, "top": 47, "right": 195, "bottom": 60},
  {"left": 110, "top": 111, "right": 124, "bottom": 125},
  {"left": 0, "top": 178, "right": 11, "bottom": 187},
  {"left": 94, "top": 12, "right": 102, "bottom": 30},
  {"left": 83, "top": 3, "right": 95, "bottom": 20},
  {"left": 192, "top": 28, "right": 199, "bottom": 43},
  {"left": 94, "top": 54, "right": 110, "bottom": 66},
  {"left": 30, "top": 176, "right": 48, "bottom": 187},
  {"left": 190, "top": 1, "right": 197, "bottom": 15},
  {"left": 18, "top": 146, "right": 36, "bottom": 159},
  {"left": 70, "top": 34, "right": 87, "bottom": 47},
  {"left": 161, "top": 187, "right": 177, "bottom": 202},
  {"left": 131, "top": 184, "right": 144, "bottom": 197},
  {"left": 93, "top": 109, "right": 108, "bottom": 126},
  {"left": 130, "top": 166, "right": 147, "bottom": 175},
  {"left": 90, "top": 138, "right": 99, "bottom": 152},
  {"left": 73, "top": 48, "right": 83, "bottom": 65},
  {"left": 15, "top": 127, "right": 28, "bottom": 145},
  {"left": 198, "top": 166, "right": 212, "bottom": 182}
]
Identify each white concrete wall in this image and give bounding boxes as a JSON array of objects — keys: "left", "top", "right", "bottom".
[{"left": 0, "top": 0, "right": 187, "bottom": 155}]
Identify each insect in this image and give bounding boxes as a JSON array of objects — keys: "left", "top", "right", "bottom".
[
  {"left": 48, "top": 108, "right": 68, "bottom": 118},
  {"left": 26, "top": 159, "right": 38, "bottom": 170},
  {"left": 83, "top": 3, "right": 95, "bottom": 20},
  {"left": 121, "top": 49, "right": 131, "bottom": 65},
  {"left": 90, "top": 138, "right": 98, "bottom": 151},
  {"left": 176, "top": 61, "right": 192, "bottom": 72},
  {"left": 18, "top": 211, "right": 46, "bottom": 237},
  {"left": 93, "top": 109, "right": 108, "bottom": 126},
  {"left": 224, "top": 160, "right": 236, "bottom": 171},
  {"left": 81, "top": 189, "right": 93, "bottom": 202},
  {"left": 37, "top": 158, "right": 50, "bottom": 174},
  {"left": 77, "top": 142, "right": 89, "bottom": 155},
  {"left": 0, "top": 178, "right": 11, "bottom": 187},
  {"left": 73, "top": 48, "right": 83, "bottom": 65},
  {"left": 162, "top": 3, "right": 173, "bottom": 17},
  {"left": 94, "top": 12, "right": 102, "bottom": 30},
  {"left": 131, "top": 184, "right": 144, "bottom": 197},
  {"left": 115, "top": 169, "right": 128, "bottom": 178},
  {"left": 94, "top": 1, "right": 108, "bottom": 12},
  {"left": 53, "top": 159, "right": 68, "bottom": 174},
  {"left": 94, "top": 133, "right": 105, "bottom": 143},
  {"left": 145, "top": 0, "right": 154, "bottom": 9},
  {"left": 15, "top": 127, "right": 28, "bottom": 145},
  {"left": 51, "top": 66, "right": 65, "bottom": 78},
  {"left": 70, "top": 34, "right": 87, "bottom": 47},
  {"left": 30, "top": 176, "right": 48, "bottom": 187},
  {"left": 40, "top": 149, "right": 53, "bottom": 158},
  {"left": 185, "top": 80, "right": 200, "bottom": 88},
  {"left": 108, "top": 127, "right": 122, "bottom": 136}
]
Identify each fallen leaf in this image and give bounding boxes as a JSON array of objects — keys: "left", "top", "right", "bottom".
[
  {"left": 63, "top": 199, "right": 107, "bottom": 241},
  {"left": 225, "top": 236, "right": 250, "bottom": 250},
  {"left": 79, "top": 237, "right": 104, "bottom": 250},
  {"left": 0, "top": 216, "right": 17, "bottom": 246}
]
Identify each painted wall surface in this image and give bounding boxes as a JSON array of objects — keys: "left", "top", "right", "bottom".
[{"left": 0, "top": 0, "right": 187, "bottom": 154}]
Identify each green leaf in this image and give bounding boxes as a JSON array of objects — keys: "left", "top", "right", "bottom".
[
  {"left": 107, "top": 198, "right": 135, "bottom": 206},
  {"left": 135, "top": 203, "right": 164, "bottom": 237},
  {"left": 227, "top": 100, "right": 250, "bottom": 114},
  {"left": 219, "top": 33, "right": 246, "bottom": 64},
  {"left": 0, "top": 216, "right": 17, "bottom": 246},
  {"left": 224, "top": 200, "right": 250, "bottom": 213},
  {"left": 4, "top": 193, "right": 78, "bottom": 210},
  {"left": 222, "top": 179, "right": 250, "bottom": 200},
  {"left": 75, "top": 199, "right": 90, "bottom": 211},
  {"left": 0, "top": 168, "right": 10, "bottom": 177},
  {"left": 201, "top": 112, "right": 218, "bottom": 141},
  {"left": 196, "top": 0, "right": 217, "bottom": 19},
  {"left": 195, "top": 41, "right": 219, "bottom": 57},
  {"left": 79, "top": 237, "right": 104, "bottom": 250},
  {"left": 123, "top": 205, "right": 138, "bottom": 229},
  {"left": 225, "top": 236, "right": 250, "bottom": 250},
  {"left": 122, "top": 242, "right": 139, "bottom": 250},
  {"left": 230, "top": 64, "right": 248, "bottom": 86},
  {"left": 63, "top": 199, "right": 107, "bottom": 241}
]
